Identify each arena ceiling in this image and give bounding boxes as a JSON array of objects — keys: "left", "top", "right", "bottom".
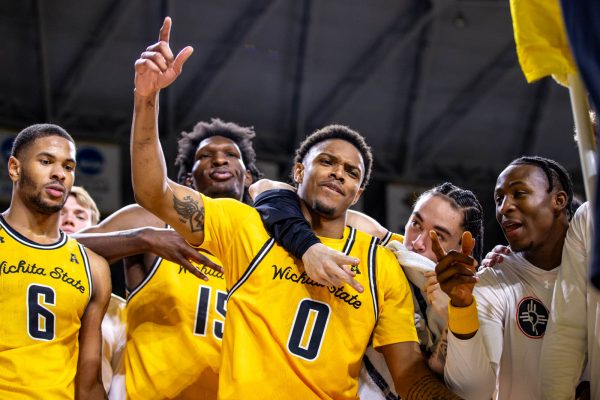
[{"left": 0, "top": 0, "right": 584, "bottom": 247}]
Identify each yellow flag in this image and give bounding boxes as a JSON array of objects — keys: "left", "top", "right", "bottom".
[{"left": 510, "top": 0, "right": 577, "bottom": 86}]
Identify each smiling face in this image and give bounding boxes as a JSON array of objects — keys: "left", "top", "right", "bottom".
[
  {"left": 9, "top": 135, "right": 76, "bottom": 215},
  {"left": 191, "top": 135, "right": 252, "bottom": 201},
  {"left": 494, "top": 163, "right": 565, "bottom": 252},
  {"left": 404, "top": 193, "right": 465, "bottom": 262},
  {"left": 294, "top": 139, "right": 365, "bottom": 220}
]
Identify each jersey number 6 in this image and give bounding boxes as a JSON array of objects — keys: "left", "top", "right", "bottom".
[{"left": 27, "top": 284, "right": 56, "bottom": 341}]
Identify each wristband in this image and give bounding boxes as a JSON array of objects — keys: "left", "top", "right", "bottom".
[
  {"left": 447, "top": 297, "right": 480, "bottom": 335},
  {"left": 254, "top": 189, "right": 320, "bottom": 259}
]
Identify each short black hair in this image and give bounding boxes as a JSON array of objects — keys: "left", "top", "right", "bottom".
[
  {"left": 175, "top": 118, "right": 263, "bottom": 202},
  {"left": 11, "top": 124, "right": 74, "bottom": 158},
  {"left": 509, "top": 156, "right": 574, "bottom": 220},
  {"left": 293, "top": 124, "right": 373, "bottom": 188},
  {"left": 419, "top": 182, "right": 485, "bottom": 263}
]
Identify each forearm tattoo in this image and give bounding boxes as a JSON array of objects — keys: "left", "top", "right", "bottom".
[
  {"left": 173, "top": 195, "right": 205, "bottom": 232},
  {"left": 406, "top": 375, "right": 462, "bottom": 400}
]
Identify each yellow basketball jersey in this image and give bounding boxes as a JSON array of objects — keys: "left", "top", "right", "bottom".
[
  {"left": 201, "top": 196, "right": 418, "bottom": 400},
  {"left": 125, "top": 250, "right": 226, "bottom": 400},
  {"left": 0, "top": 216, "right": 92, "bottom": 399}
]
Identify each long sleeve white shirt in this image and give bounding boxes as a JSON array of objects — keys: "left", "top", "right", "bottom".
[
  {"left": 444, "top": 252, "right": 558, "bottom": 400},
  {"left": 541, "top": 202, "right": 600, "bottom": 399}
]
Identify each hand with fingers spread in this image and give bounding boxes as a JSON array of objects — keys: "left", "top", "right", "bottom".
[
  {"left": 301, "top": 243, "right": 363, "bottom": 293},
  {"left": 423, "top": 271, "right": 450, "bottom": 324},
  {"left": 432, "top": 230, "right": 478, "bottom": 308},
  {"left": 143, "top": 228, "right": 223, "bottom": 281},
  {"left": 134, "top": 16, "right": 194, "bottom": 97},
  {"left": 481, "top": 245, "right": 511, "bottom": 268}
]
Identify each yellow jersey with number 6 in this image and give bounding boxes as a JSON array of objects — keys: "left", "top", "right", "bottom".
[{"left": 0, "top": 216, "right": 92, "bottom": 399}]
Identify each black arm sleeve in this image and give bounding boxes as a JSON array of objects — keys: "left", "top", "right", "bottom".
[{"left": 253, "top": 189, "right": 320, "bottom": 259}]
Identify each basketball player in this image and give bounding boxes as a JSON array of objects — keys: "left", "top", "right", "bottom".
[
  {"left": 60, "top": 186, "right": 126, "bottom": 400},
  {"left": 0, "top": 124, "right": 111, "bottom": 399},
  {"left": 78, "top": 118, "right": 262, "bottom": 399},
  {"left": 249, "top": 180, "right": 484, "bottom": 398},
  {"left": 129, "top": 17, "right": 461, "bottom": 399},
  {"left": 434, "top": 156, "right": 573, "bottom": 399}
]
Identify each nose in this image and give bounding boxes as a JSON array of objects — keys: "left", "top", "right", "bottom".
[
  {"left": 498, "top": 196, "right": 514, "bottom": 215},
  {"left": 60, "top": 212, "right": 74, "bottom": 227},
  {"left": 411, "top": 232, "right": 428, "bottom": 253},
  {"left": 51, "top": 164, "right": 66, "bottom": 182},
  {"left": 211, "top": 152, "right": 228, "bottom": 166},
  {"left": 329, "top": 164, "right": 345, "bottom": 182}
]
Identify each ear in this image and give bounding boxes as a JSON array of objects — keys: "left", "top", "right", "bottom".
[
  {"left": 244, "top": 169, "right": 253, "bottom": 187},
  {"left": 553, "top": 190, "right": 568, "bottom": 213},
  {"left": 292, "top": 162, "right": 304, "bottom": 185},
  {"left": 7, "top": 156, "right": 20, "bottom": 183},
  {"left": 350, "top": 187, "right": 364, "bottom": 206}
]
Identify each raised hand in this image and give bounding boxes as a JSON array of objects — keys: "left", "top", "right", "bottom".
[
  {"left": 301, "top": 243, "right": 363, "bottom": 293},
  {"left": 481, "top": 245, "right": 511, "bottom": 268},
  {"left": 134, "top": 17, "right": 193, "bottom": 97},
  {"left": 432, "top": 231, "right": 478, "bottom": 307}
]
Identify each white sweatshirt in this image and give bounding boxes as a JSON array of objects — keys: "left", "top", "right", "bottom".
[{"left": 444, "top": 252, "right": 558, "bottom": 400}]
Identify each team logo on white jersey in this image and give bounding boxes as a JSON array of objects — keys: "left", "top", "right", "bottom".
[{"left": 516, "top": 297, "right": 549, "bottom": 338}]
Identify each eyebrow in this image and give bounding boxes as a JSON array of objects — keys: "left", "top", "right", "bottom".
[
  {"left": 37, "top": 152, "right": 76, "bottom": 164},
  {"left": 413, "top": 211, "right": 452, "bottom": 237},
  {"left": 320, "top": 152, "right": 361, "bottom": 172}
]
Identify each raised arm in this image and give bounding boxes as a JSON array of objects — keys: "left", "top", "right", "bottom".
[
  {"left": 75, "top": 250, "right": 111, "bottom": 399},
  {"left": 131, "top": 17, "right": 204, "bottom": 246},
  {"left": 432, "top": 232, "right": 500, "bottom": 399}
]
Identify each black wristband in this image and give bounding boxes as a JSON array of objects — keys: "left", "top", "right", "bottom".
[{"left": 254, "top": 189, "right": 320, "bottom": 259}]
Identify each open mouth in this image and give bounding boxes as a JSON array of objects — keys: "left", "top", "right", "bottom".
[{"left": 502, "top": 220, "right": 523, "bottom": 237}]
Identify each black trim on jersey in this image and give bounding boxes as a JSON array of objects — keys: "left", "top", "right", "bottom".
[
  {"left": 342, "top": 226, "right": 356, "bottom": 255},
  {"left": 363, "top": 354, "right": 400, "bottom": 400},
  {"left": 126, "top": 256, "right": 163, "bottom": 303},
  {"left": 367, "top": 237, "right": 379, "bottom": 321},
  {"left": 78, "top": 243, "right": 93, "bottom": 303},
  {"left": 379, "top": 230, "right": 393, "bottom": 247},
  {"left": 0, "top": 215, "right": 67, "bottom": 249},
  {"left": 227, "top": 238, "right": 275, "bottom": 302}
]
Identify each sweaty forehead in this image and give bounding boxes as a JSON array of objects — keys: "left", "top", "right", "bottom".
[{"left": 496, "top": 164, "right": 549, "bottom": 191}]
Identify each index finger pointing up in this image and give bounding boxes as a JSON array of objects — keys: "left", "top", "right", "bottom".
[{"left": 159, "top": 16, "right": 172, "bottom": 43}]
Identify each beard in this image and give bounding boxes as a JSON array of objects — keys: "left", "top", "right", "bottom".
[
  {"left": 19, "top": 171, "right": 65, "bottom": 215},
  {"left": 312, "top": 200, "right": 336, "bottom": 217}
]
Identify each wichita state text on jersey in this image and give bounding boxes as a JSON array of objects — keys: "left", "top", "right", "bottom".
[
  {"left": 200, "top": 195, "right": 418, "bottom": 400},
  {"left": 0, "top": 216, "right": 92, "bottom": 399}
]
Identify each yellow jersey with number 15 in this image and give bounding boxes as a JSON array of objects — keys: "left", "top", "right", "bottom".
[
  {"left": 0, "top": 216, "right": 92, "bottom": 399},
  {"left": 200, "top": 195, "right": 418, "bottom": 400},
  {"left": 125, "top": 250, "right": 226, "bottom": 400}
]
